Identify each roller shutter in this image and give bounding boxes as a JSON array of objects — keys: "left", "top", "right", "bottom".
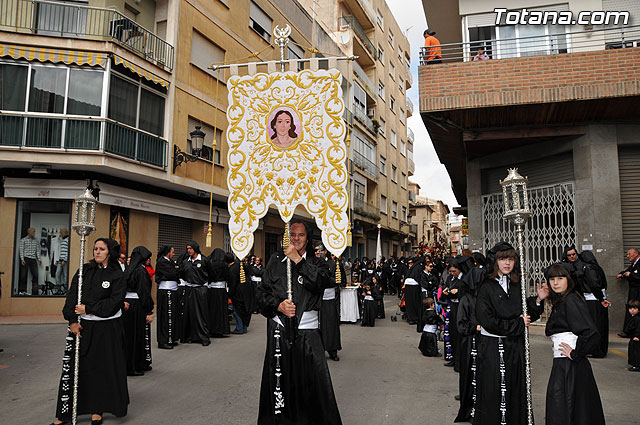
[
  {"left": 481, "top": 152, "right": 574, "bottom": 194},
  {"left": 158, "top": 215, "right": 193, "bottom": 258},
  {"left": 619, "top": 146, "right": 640, "bottom": 263}
]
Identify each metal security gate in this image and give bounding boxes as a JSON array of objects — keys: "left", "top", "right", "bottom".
[
  {"left": 158, "top": 214, "right": 193, "bottom": 258},
  {"left": 482, "top": 182, "right": 577, "bottom": 293},
  {"left": 619, "top": 146, "right": 640, "bottom": 265}
]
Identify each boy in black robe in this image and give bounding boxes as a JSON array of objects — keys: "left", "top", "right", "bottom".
[
  {"left": 156, "top": 245, "right": 180, "bottom": 349},
  {"left": 256, "top": 221, "right": 342, "bottom": 425},
  {"left": 624, "top": 299, "right": 640, "bottom": 371}
]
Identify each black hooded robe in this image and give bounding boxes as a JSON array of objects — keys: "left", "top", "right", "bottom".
[
  {"left": 404, "top": 257, "right": 426, "bottom": 324},
  {"left": 256, "top": 250, "right": 342, "bottom": 425},
  {"left": 228, "top": 260, "right": 255, "bottom": 330},
  {"left": 417, "top": 307, "right": 442, "bottom": 357},
  {"left": 208, "top": 248, "right": 230, "bottom": 336},
  {"left": 123, "top": 246, "right": 154, "bottom": 374},
  {"left": 320, "top": 258, "right": 343, "bottom": 354},
  {"left": 156, "top": 246, "right": 180, "bottom": 347},
  {"left": 545, "top": 292, "right": 605, "bottom": 425},
  {"left": 180, "top": 241, "right": 214, "bottom": 345},
  {"left": 473, "top": 276, "right": 544, "bottom": 425},
  {"left": 55, "top": 238, "right": 129, "bottom": 421}
]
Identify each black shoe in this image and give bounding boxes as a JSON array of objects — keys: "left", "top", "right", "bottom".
[
  {"left": 202, "top": 340, "right": 211, "bottom": 346},
  {"left": 618, "top": 332, "right": 630, "bottom": 338},
  {"left": 231, "top": 330, "right": 244, "bottom": 334},
  {"left": 127, "top": 371, "right": 144, "bottom": 376},
  {"left": 158, "top": 343, "right": 173, "bottom": 349},
  {"left": 444, "top": 361, "right": 455, "bottom": 367},
  {"left": 142, "top": 365, "right": 152, "bottom": 371},
  {"left": 329, "top": 354, "right": 340, "bottom": 361},
  {"left": 629, "top": 366, "right": 640, "bottom": 372},
  {"left": 454, "top": 394, "right": 461, "bottom": 400},
  {"left": 171, "top": 341, "right": 179, "bottom": 346}
]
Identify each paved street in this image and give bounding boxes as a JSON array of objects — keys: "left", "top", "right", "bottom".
[{"left": 1, "top": 299, "right": 637, "bottom": 425}]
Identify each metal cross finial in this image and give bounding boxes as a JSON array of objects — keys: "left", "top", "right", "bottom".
[{"left": 274, "top": 24, "right": 291, "bottom": 72}]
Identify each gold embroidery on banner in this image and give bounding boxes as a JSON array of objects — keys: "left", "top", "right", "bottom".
[{"left": 226, "top": 69, "right": 348, "bottom": 259}]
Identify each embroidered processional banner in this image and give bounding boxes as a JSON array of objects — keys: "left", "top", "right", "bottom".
[{"left": 226, "top": 69, "right": 348, "bottom": 260}]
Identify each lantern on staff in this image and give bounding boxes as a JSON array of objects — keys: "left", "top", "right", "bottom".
[
  {"left": 500, "top": 168, "right": 532, "bottom": 220},
  {"left": 72, "top": 188, "right": 97, "bottom": 236}
]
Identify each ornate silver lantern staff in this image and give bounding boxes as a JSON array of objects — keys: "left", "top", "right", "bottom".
[
  {"left": 70, "top": 188, "right": 97, "bottom": 425},
  {"left": 500, "top": 168, "right": 533, "bottom": 425}
]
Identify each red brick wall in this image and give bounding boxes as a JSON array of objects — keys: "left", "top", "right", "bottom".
[{"left": 419, "top": 47, "right": 640, "bottom": 112}]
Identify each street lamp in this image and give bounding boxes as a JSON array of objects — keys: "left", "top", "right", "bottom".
[
  {"left": 190, "top": 125, "right": 205, "bottom": 156},
  {"left": 70, "top": 188, "right": 97, "bottom": 425},
  {"left": 173, "top": 126, "right": 207, "bottom": 173},
  {"left": 499, "top": 168, "right": 533, "bottom": 425}
]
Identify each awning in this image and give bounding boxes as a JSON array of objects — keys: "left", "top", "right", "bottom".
[
  {"left": 0, "top": 43, "right": 107, "bottom": 68},
  {"left": 114, "top": 55, "right": 169, "bottom": 88},
  {"left": 3, "top": 178, "right": 89, "bottom": 199},
  {"left": 98, "top": 183, "right": 216, "bottom": 222}
]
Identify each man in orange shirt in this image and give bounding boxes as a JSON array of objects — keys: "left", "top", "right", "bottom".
[{"left": 423, "top": 29, "right": 442, "bottom": 65}]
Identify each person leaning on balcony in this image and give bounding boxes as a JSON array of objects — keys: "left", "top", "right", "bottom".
[
  {"left": 473, "top": 46, "right": 490, "bottom": 61},
  {"left": 423, "top": 29, "right": 442, "bottom": 65}
]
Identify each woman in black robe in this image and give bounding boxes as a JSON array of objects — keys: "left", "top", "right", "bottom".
[
  {"left": 207, "top": 248, "right": 230, "bottom": 337},
  {"left": 50, "top": 238, "right": 128, "bottom": 425},
  {"left": 544, "top": 263, "right": 605, "bottom": 425},
  {"left": 360, "top": 279, "right": 379, "bottom": 327},
  {"left": 122, "top": 246, "right": 154, "bottom": 376},
  {"left": 474, "top": 242, "right": 547, "bottom": 425}
]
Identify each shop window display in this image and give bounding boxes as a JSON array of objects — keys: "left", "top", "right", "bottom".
[{"left": 13, "top": 200, "right": 72, "bottom": 296}]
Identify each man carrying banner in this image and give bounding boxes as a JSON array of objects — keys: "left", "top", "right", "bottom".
[{"left": 256, "top": 220, "right": 342, "bottom": 425}]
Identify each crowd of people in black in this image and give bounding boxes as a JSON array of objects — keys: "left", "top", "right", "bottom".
[{"left": 48, "top": 232, "right": 639, "bottom": 424}]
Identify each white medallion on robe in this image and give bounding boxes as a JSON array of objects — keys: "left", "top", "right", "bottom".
[{"left": 226, "top": 69, "right": 348, "bottom": 260}]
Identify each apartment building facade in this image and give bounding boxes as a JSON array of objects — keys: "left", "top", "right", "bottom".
[
  {"left": 419, "top": 0, "right": 640, "bottom": 329},
  {"left": 0, "top": 0, "right": 359, "bottom": 316},
  {"left": 299, "top": 0, "right": 414, "bottom": 260}
]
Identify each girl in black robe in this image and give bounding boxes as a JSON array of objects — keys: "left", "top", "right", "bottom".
[
  {"left": 417, "top": 297, "right": 442, "bottom": 356},
  {"left": 207, "top": 248, "right": 230, "bottom": 337},
  {"left": 122, "top": 246, "right": 154, "bottom": 376},
  {"left": 474, "top": 242, "right": 547, "bottom": 425},
  {"left": 624, "top": 300, "right": 640, "bottom": 370},
  {"left": 543, "top": 263, "right": 605, "bottom": 425},
  {"left": 51, "top": 238, "right": 128, "bottom": 425}
]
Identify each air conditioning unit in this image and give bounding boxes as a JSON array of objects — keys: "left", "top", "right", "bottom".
[{"left": 367, "top": 108, "right": 374, "bottom": 118}]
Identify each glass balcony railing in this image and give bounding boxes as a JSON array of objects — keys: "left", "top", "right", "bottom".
[
  {"left": 353, "top": 150, "right": 378, "bottom": 180},
  {"left": 0, "top": 112, "right": 167, "bottom": 168},
  {"left": 407, "top": 127, "right": 414, "bottom": 143},
  {"left": 353, "top": 196, "right": 380, "bottom": 221},
  {"left": 353, "top": 107, "right": 377, "bottom": 136},
  {"left": 0, "top": 0, "right": 174, "bottom": 70},
  {"left": 353, "top": 61, "right": 376, "bottom": 100}
]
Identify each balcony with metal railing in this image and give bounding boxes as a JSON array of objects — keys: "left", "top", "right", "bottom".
[
  {"left": 338, "top": 0, "right": 375, "bottom": 30},
  {"left": 406, "top": 97, "right": 413, "bottom": 117},
  {"left": 419, "top": 24, "right": 640, "bottom": 65},
  {"left": 352, "top": 150, "right": 378, "bottom": 181},
  {"left": 0, "top": 0, "right": 174, "bottom": 70},
  {"left": 341, "top": 15, "right": 376, "bottom": 66},
  {"left": 0, "top": 112, "right": 167, "bottom": 168}
]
